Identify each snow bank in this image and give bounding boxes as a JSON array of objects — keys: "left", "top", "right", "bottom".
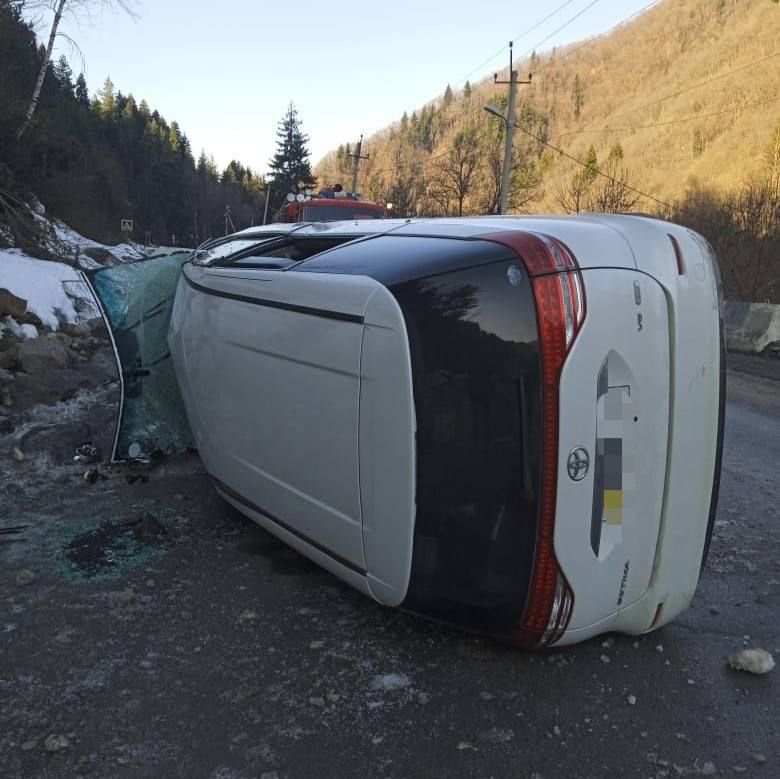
[
  {"left": 28, "top": 212, "right": 149, "bottom": 266},
  {"left": 52, "top": 219, "right": 147, "bottom": 262},
  {"left": 0, "top": 249, "right": 80, "bottom": 330}
]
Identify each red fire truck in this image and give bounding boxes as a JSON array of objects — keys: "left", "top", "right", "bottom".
[{"left": 278, "top": 184, "right": 386, "bottom": 223}]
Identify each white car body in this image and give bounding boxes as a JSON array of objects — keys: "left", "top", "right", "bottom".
[{"left": 168, "top": 215, "right": 724, "bottom": 647}]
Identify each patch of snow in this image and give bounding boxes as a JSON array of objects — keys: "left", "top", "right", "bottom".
[
  {"left": 727, "top": 648, "right": 775, "bottom": 675},
  {"left": 50, "top": 220, "right": 149, "bottom": 263},
  {"left": 75, "top": 255, "right": 101, "bottom": 271},
  {"left": 29, "top": 213, "right": 163, "bottom": 265},
  {"left": 370, "top": 673, "right": 411, "bottom": 691},
  {"left": 0, "top": 250, "right": 80, "bottom": 330},
  {"left": 1, "top": 316, "right": 38, "bottom": 340}
]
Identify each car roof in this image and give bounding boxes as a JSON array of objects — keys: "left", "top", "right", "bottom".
[
  {"left": 231, "top": 214, "right": 664, "bottom": 242},
  {"left": 226, "top": 214, "right": 685, "bottom": 275}
]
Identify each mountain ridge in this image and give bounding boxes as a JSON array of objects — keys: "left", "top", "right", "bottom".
[{"left": 315, "top": 0, "right": 780, "bottom": 212}]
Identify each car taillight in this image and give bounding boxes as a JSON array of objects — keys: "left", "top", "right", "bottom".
[{"left": 479, "top": 231, "right": 585, "bottom": 647}]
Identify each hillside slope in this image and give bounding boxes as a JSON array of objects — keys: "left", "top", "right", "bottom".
[{"left": 316, "top": 0, "right": 780, "bottom": 212}]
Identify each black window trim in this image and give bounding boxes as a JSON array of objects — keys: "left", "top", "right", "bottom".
[{"left": 213, "top": 234, "right": 373, "bottom": 270}]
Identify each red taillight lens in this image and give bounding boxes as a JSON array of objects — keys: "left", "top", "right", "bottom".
[{"left": 478, "top": 231, "right": 585, "bottom": 647}]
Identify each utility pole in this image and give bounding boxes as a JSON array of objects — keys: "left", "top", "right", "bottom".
[
  {"left": 262, "top": 184, "right": 272, "bottom": 225},
  {"left": 493, "top": 42, "right": 532, "bottom": 214},
  {"left": 347, "top": 134, "right": 369, "bottom": 195},
  {"left": 224, "top": 204, "right": 235, "bottom": 236}
]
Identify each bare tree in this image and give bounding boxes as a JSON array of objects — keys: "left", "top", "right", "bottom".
[
  {"left": 509, "top": 147, "right": 543, "bottom": 213},
  {"left": 16, "top": 0, "right": 136, "bottom": 141},
  {"left": 477, "top": 125, "right": 503, "bottom": 215},
  {"left": 425, "top": 126, "right": 481, "bottom": 217},
  {"left": 554, "top": 144, "right": 639, "bottom": 214},
  {"left": 729, "top": 180, "right": 779, "bottom": 301},
  {"left": 587, "top": 144, "right": 640, "bottom": 213},
  {"left": 670, "top": 179, "right": 779, "bottom": 303},
  {"left": 553, "top": 169, "right": 593, "bottom": 214},
  {"left": 553, "top": 145, "right": 598, "bottom": 214}
]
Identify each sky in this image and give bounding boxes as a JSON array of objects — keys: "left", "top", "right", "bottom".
[{"left": 31, "top": 0, "right": 658, "bottom": 176}]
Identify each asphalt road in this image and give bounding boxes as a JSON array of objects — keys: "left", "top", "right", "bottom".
[{"left": 1, "top": 358, "right": 777, "bottom": 778}]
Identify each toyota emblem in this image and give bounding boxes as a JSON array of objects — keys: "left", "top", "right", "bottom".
[{"left": 567, "top": 447, "right": 590, "bottom": 481}]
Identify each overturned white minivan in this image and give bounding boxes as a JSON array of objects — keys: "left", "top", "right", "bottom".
[{"left": 158, "top": 215, "right": 725, "bottom": 647}]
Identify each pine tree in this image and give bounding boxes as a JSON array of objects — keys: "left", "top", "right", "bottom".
[
  {"left": 75, "top": 72, "right": 89, "bottom": 106},
  {"left": 97, "top": 75, "right": 115, "bottom": 118},
  {"left": 443, "top": 84, "right": 453, "bottom": 107},
  {"left": 54, "top": 54, "right": 73, "bottom": 96},
  {"left": 572, "top": 74, "right": 584, "bottom": 119},
  {"left": 692, "top": 128, "right": 705, "bottom": 158},
  {"left": 168, "top": 120, "right": 182, "bottom": 153},
  {"left": 121, "top": 94, "right": 137, "bottom": 121},
  {"left": 764, "top": 120, "right": 780, "bottom": 187},
  {"left": 608, "top": 142, "right": 624, "bottom": 162},
  {"left": 463, "top": 81, "right": 472, "bottom": 99},
  {"left": 583, "top": 145, "right": 598, "bottom": 183},
  {"left": 267, "top": 102, "right": 316, "bottom": 205}
]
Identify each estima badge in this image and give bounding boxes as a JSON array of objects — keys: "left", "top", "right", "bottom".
[{"left": 567, "top": 447, "right": 590, "bottom": 481}]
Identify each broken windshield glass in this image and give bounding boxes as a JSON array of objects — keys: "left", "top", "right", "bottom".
[{"left": 87, "top": 251, "right": 193, "bottom": 461}]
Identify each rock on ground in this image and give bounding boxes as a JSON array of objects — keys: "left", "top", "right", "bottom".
[
  {"left": 0, "top": 288, "right": 27, "bottom": 318},
  {"left": 17, "top": 336, "right": 70, "bottom": 373},
  {"left": 727, "top": 648, "right": 775, "bottom": 675}
]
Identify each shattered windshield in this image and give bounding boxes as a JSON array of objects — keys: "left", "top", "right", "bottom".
[{"left": 87, "top": 251, "right": 193, "bottom": 461}]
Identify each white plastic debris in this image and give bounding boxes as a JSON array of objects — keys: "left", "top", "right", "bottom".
[
  {"left": 727, "top": 648, "right": 775, "bottom": 675},
  {"left": 371, "top": 673, "right": 411, "bottom": 691},
  {"left": 627, "top": 694, "right": 637, "bottom": 705}
]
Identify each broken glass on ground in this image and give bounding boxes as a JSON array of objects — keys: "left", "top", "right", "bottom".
[
  {"left": 59, "top": 514, "right": 168, "bottom": 582},
  {"left": 86, "top": 252, "right": 193, "bottom": 460}
]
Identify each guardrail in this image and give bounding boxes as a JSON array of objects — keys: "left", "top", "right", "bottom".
[{"left": 724, "top": 301, "right": 780, "bottom": 356}]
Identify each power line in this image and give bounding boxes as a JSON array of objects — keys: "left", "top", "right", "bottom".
[
  {"left": 520, "top": 0, "right": 604, "bottom": 59},
  {"left": 516, "top": 124, "right": 767, "bottom": 233},
  {"left": 514, "top": 123, "right": 674, "bottom": 211},
  {"left": 550, "top": 95, "right": 780, "bottom": 139},
  {"left": 534, "top": 0, "right": 661, "bottom": 72},
  {"left": 443, "top": 0, "right": 583, "bottom": 98},
  {"left": 512, "top": 0, "right": 581, "bottom": 48},
  {"left": 366, "top": 131, "right": 493, "bottom": 177},
  {"left": 608, "top": 50, "right": 780, "bottom": 121}
]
